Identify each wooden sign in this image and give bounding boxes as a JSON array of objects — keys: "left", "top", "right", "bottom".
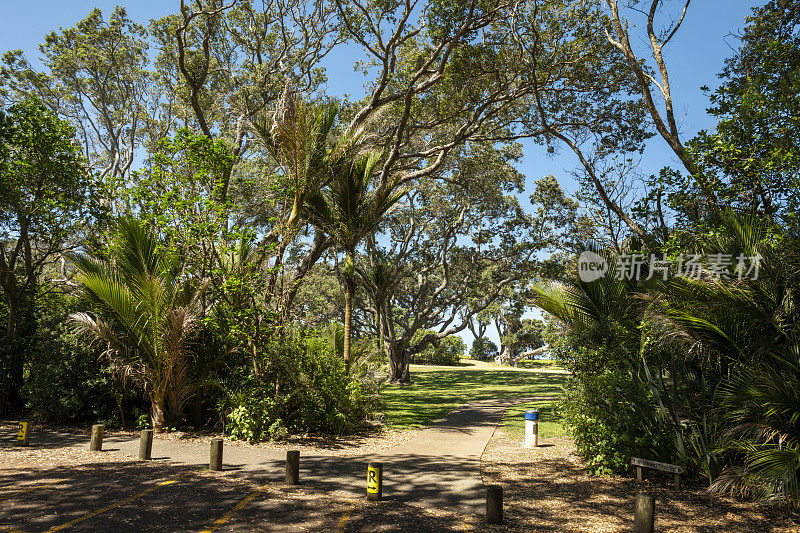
[{"left": 631, "top": 457, "right": 684, "bottom": 474}]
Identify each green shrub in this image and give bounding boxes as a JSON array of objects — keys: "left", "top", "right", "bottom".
[
  {"left": 559, "top": 367, "right": 675, "bottom": 476},
  {"left": 223, "top": 327, "right": 380, "bottom": 442},
  {"left": 22, "top": 292, "right": 144, "bottom": 426}
]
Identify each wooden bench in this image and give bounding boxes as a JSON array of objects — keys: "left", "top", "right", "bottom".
[{"left": 631, "top": 457, "right": 685, "bottom": 490}]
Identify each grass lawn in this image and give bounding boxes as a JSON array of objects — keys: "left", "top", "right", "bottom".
[
  {"left": 516, "top": 358, "right": 563, "bottom": 370},
  {"left": 381, "top": 359, "right": 569, "bottom": 428}
]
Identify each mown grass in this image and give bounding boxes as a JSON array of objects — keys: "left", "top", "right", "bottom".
[
  {"left": 516, "top": 358, "right": 562, "bottom": 370},
  {"left": 381, "top": 360, "right": 569, "bottom": 429}
]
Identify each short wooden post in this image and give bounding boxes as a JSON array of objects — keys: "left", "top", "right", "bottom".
[
  {"left": 674, "top": 472, "right": 681, "bottom": 491},
  {"left": 366, "top": 463, "right": 382, "bottom": 501},
  {"left": 89, "top": 424, "right": 104, "bottom": 451},
  {"left": 633, "top": 493, "right": 655, "bottom": 533},
  {"left": 286, "top": 450, "right": 300, "bottom": 484},
  {"left": 636, "top": 465, "right": 643, "bottom": 482},
  {"left": 210, "top": 438, "right": 223, "bottom": 471},
  {"left": 16, "top": 421, "right": 30, "bottom": 446},
  {"left": 138, "top": 429, "right": 153, "bottom": 460},
  {"left": 486, "top": 485, "right": 503, "bottom": 525}
]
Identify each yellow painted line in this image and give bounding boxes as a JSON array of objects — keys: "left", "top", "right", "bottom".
[
  {"left": 0, "top": 479, "right": 68, "bottom": 501},
  {"left": 45, "top": 477, "right": 183, "bottom": 532},
  {"left": 199, "top": 485, "right": 269, "bottom": 533},
  {"left": 334, "top": 501, "right": 356, "bottom": 533}
]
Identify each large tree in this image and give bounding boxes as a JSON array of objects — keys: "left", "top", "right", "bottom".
[
  {"left": 0, "top": 97, "right": 88, "bottom": 415},
  {"left": 1, "top": 8, "right": 153, "bottom": 189}
]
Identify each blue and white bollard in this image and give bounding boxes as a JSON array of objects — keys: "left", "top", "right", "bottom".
[{"left": 523, "top": 409, "right": 539, "bottom": 448}]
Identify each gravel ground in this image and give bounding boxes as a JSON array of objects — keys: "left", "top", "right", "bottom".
[
  {"left": 150, "top": 426, "right": 424, "bottom": 457},
  {"left": 480, "top": 428, "right": 797, "bottom": 532},
  {"left": 3, "top": 420, "right": 798, "bottom": 532}
]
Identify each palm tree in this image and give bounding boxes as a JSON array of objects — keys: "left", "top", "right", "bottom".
[
  {"left": 69, "top": 217, "right": 203, "bottom": 432},
  {"left": 357, "top": 248, "right": 405, "bottom": 355},
  {"left": 304, "top": 152, "right": 404, "bottom": 370},
  {"left": 530, "top": 244, "right": 689, "bottom": 464},
  {"left": 254, "top": 86, "right": 337, "bottom": 232},
  {"left": 653, "top": 212, "right": 800, "bottom": 507}
]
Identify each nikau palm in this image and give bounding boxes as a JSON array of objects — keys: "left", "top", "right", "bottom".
[
  {"left": 255, "top": 86, "right": 337, "bottom": 232},
  {"left": 304, "top": 151, "right": 404, "bottom": 371},
  {"left": 69, "top": 218, "right": 202, "bottom": 432}
]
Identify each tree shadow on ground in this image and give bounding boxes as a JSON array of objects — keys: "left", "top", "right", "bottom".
[
  {"left": 486, "top": 456, "right": 792, "bottom": 532},
  {"left": 0, "top": 423, "right": 92, "bottom": 450},
  {"left": 0, "top": 457, "right": 492, "bottom": 532}
]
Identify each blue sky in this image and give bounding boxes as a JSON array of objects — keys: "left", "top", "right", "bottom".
[
  {"left": 0, "top": 1, "right": 766, "bottom": 349},
  {"left": 0, "top": 1, "right": 763, "bottom": 204}
]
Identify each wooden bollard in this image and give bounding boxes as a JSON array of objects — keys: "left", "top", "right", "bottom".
[
  {"left": 486, "top": 485, "right": 503, "bottom": 525},
  {"left": 16, "top": 420, "right": 30, "bottom": 446},
  {"left": 366, "top": 463, "right": 382, "bottom": 501},
  {"left": 89, "top": 424, "right": 104, "bottom": 451},
  {"left": 633, "top": 493, "right": 655, "bottom": 533},
  {"left": 138, "top": 429, "right": 153, "bottom": 460},
  {"left": 286, "top": 450, "right": 300, "bottom": 485},
  {"left": 210, "top": 438, "right": 223, "bottom": 471}
]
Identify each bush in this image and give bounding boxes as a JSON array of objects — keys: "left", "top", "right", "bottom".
[
  {"left": 22, "top": 291, "right": 144, "bottom": 426},
  {"left": 469, "top": 337, "right": 498, "bottom": 361},
  {"left": 559, "top": 367, "right": 675, "bottom": 476},
  {"left": 411, "top": 331, "right": 465, "bottom": 365},
  {"left": 223, "top": 327, "right": 380, "bottom": 442}
]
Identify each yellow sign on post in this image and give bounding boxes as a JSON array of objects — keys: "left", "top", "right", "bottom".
[
  {"left": 366, "top": 463, "right": 382, "bottom": 501},
  {"left": 17, "top": 421, "right": 29, "bottom": 446}
]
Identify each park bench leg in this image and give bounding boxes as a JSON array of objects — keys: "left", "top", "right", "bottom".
[
  {"left": 636, "top": 465, "right": 643, "bottom": 482},
  {"left": 675, "top": 473, "right": 681, "bottom": 490}
]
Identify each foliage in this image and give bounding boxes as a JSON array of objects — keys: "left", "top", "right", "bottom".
[
  {"left": 469, "top": 337, "right": 498, "bottom": 361},
  {"left": 410, "top": 331, "right": 466, "bottom": 366},
  {"left": 70, "top": 217, "right": 203, "bottom": 432},
  {"left": 22, "top": 290, "right": 144, "bottom": 425},
  {"left": 223, "top": 327, "right": 380, "bottom": 442},
  {"left": 691, "top": 0, "right": 800, "bottom": 229},
  {"left": 559, "top": 364, "right": 675, "bottom": 476},
  {"left": 0, "top": 96, "right": 89, "bottom": 414}
]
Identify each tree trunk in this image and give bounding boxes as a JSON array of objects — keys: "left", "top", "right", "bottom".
[
  {"left": 1, "top": 296, "right": 30, "bottom": 417},
  {"left": 342, "top": 250, "right": 358, "bottom": 373},
  {"left": 387, "top": 344, "right": 411, "bottom": 383},
  {"left": 193, "top": 395, "right": 203, "bottom": 429},
  {"left": 495, "top": 343, "right": 514, "bottom": 366},
  {"left": 343, "top": 282, "right": 353, "bottom": 372},
  {"left": 151, "top": 393, "right": 166, "bottom": 433}
]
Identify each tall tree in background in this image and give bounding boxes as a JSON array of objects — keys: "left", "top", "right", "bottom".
[
  {"left": 0, "top": 97, "right": 87, "bottom": 415},
  {"left": 1, "top": 7, "right": 152, "bottom": 192},
  {"left": 690, "top": 0, "right": 800, "bottom": 227},
  {"left": 304, "top": 150, "right": 404, "bottom": 370}
]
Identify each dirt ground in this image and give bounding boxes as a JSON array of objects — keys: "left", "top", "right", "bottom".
[
  {"left": 481, "top": 428, "right": 797, "bottom": 532},
  {"left": 2, "top": 421, "right": 797, "bottom": 532}
]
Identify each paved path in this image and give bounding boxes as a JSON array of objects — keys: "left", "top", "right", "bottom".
[{"left": 71, "top": 397, "right": 554, "bottom": 516}]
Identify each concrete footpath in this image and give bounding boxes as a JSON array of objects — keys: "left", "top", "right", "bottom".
[{"left": 77, "top": 397, "right": 553, "bottom": 516}]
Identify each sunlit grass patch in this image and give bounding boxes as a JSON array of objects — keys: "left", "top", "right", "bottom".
[{"left": 382, "top": 362, "right": 568, "bottom": 429}]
